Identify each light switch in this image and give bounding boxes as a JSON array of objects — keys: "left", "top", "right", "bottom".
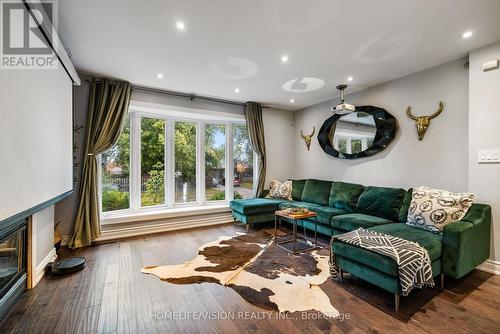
[{"left": 478, "top": 149, "right": 500, "bottom": 163}]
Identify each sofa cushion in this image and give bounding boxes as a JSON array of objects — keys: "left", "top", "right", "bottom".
[
  {"left": 312, "top": 206, "right": 348, "bottom": 225},
  {"left": 279, "top": 200, "right": 315, "bottom": 210},
  {"left": 329, "top": 181, "right": 365, "bottom": 211},
  {"left": 232, "top": 210, "right": 276, "bottom": 225},
  {"left": 333, "top": 223, "right": 442, "bottom": 276},
  {"left": 398, "top": 188, "right": 413, "bottom": 223},
  {"left": 296, "top": 219, "right": 336, "bottom": 237},
  {"left": 331, "top": 213, "right": 393, "bottom": 232},
  {"left": 230, "top": 198, "right": 287, "bottom": 215},
  {"left": 291, "top": 179, "right": 307, "bottom": 201},
  {"left": 278, "top": 201, "right": 347, "bottom": 225},
  {"left": 356, "top": 186, "right": 406, "bottom": 221},
  {"left": 301, "top": 179, "right": 332, "bottom": 206},
  {"left": 333, "top": 242, "right": 400, "bottom": 276},
  {"left": 335, "top": 255, "right": 441, "bottom": 293}
]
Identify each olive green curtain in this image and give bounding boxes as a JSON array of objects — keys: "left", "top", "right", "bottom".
[
  {"left": 245, "top": 102, "right": 266, "bottom": 198},
  {"left": 69, "top": 79, "right": 131, "bottom": 249}
]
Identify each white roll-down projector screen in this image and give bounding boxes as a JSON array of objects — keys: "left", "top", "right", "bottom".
[{"left": 0, "top": 64, "right": 73, "bottom": 222}]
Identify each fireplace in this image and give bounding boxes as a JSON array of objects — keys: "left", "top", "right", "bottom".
[{"left": 0, "top": 218, "right": 27, "bottom": 321}]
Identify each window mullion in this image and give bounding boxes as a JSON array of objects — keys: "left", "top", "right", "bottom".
[
  {"left": 130, "top": 112, "right": 141, "bottom": 210},
  {"left": 197, "top": 121, "right": 204, "bottom": 205},
  {"left": 253, "top": 151, "right": 259, "bottom": 198},
  {"left": 163, "top": 117, "right": 168, "bottom": 208},
  {"left": 166, "top": 119, "right": 174, "bottom": 208}
]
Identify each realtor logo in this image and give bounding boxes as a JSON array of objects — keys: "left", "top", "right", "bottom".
[{"left": 1, "top": 0, "right": 58, "bottom": 69}]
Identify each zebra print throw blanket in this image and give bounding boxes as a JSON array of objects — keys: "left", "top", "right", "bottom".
[{"left": 329, "top": 228, "right": 434, "bottom": 296}]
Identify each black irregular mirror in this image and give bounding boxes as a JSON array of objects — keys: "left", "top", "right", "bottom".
[{"left": 318, "top": 105, "right": 397, "bottom": 159}]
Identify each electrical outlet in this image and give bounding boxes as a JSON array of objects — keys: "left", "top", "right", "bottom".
[
  {"left": 478, "top": 149, "right": 500, "bottom": 163},
  {"left": 481, "top": 59, "right": 499, "bottom": 71}
]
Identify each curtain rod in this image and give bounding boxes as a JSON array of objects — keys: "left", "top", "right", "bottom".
[{"left": 84, "top": 78, "right": 269, "bottom": 108}]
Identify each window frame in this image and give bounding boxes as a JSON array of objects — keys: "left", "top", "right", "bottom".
[
  {"left": 334, "top": 135, "right": 371, "bottom": 155},
  {"left": 99, "top": 103, "right": 257, "bottom": 222},
  {"left": 138, "top": 115, "right": 167, "bottom": 209}
]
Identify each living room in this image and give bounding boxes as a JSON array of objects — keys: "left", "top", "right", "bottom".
[{"left": 0, "top": 0, "right": 499, "bottom": 333}]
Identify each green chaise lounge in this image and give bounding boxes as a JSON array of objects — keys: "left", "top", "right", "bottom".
[{"left": 229, "top": 178, "right": 491, "bottom": 310}]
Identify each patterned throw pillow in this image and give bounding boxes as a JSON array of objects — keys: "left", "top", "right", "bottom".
[
  {"left": 267, "top": 180, "right": 292, "bottom": 200},
  {"left": 406, "top": 186, "right": 476, "bottom": 233}
]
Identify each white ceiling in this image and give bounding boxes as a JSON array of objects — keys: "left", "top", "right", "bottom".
[{"left": 58, "top": 0, "right": 500, "bottom": 110}]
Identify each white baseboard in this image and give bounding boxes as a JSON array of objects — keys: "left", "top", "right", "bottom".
[
  {"left": 477, "top": 259, "right": 500, "bottom": 275},
  {"left": 95, "top": 212, "right": 234, "bottom": 242},
  {"left": 61, "top": 216, "right": 233, "bottom": 245},
  {"left": 34, "top": 247, "right": 57, "bottom": 286}
]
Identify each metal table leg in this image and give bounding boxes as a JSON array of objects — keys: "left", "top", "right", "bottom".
[
  {"left": 274, "top": 214, "right": 277, "bottom": 242},
  {"left": 314, "top": 215, "right": 318, "bottom": 248},
  {"left": 293, "top": 219, "right": 297, "bottom": 254},
  {"left": 275, "top": 214, "right": 320, "bottom": 254}
]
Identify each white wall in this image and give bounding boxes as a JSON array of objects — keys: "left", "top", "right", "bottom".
[
  {"left": 263, "top": 108, "right": 294, "bottom": 187},
  {"left": 293, "top": 58, "right": 469, "bottom": 192},
  {"left": 55, "top": 81, "right": 90, "bottom": 237},
  {"left": 31, "top": 205, "right": 57, "bottom": 286},
  {"left": 469, "top": 42, "right": 500, "bottom": 263}
]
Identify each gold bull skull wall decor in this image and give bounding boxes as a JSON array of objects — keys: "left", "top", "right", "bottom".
[
  {"left": 406, "top": 101, "right": 444, "bottom": 140},
  {"left": 301, "top": 126, "right": 315, "bottom": 151}
]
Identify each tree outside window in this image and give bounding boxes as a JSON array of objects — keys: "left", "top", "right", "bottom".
[
  {"left": 141, "top": 118, "right": 165, "bottom": 207},
  {"left": 233, "top": 124, "right": 253, "bottom": 199},
  {"left": 205, "top": 124, "right": 226, "bottom": 201},
  {"left": 101, "top": 115, "right": 130, "bottom": 212},
  {"left": 175, "top": 122, "right": 197, "bottom": 203}
]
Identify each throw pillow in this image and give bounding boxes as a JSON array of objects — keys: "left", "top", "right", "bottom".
[
  {"left": 406, "top": 186, "right": 476, "bottom": 233},
  {"left": 266, "top": 180, "right": 292, "bottom": 200}
]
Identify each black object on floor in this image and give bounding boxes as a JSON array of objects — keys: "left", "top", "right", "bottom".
[{"left": 47, "top": 257, "right": 86, "bottom": 275}]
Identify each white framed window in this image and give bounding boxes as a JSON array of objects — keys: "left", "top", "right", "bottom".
[
  {"left": 334, "top": 136, "right": 374, "bottom": 155},
  {"left": 98, "top": 102, "right": 256, "bottom": 220}
]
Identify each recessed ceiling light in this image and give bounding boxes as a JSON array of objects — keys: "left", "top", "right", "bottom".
[
  {"left": 175, "top": 21, "right": 186, "bottom": 31},
  {"left": 462, "top": 31, "right": 473, "bottom": 39},
  {"left": 234, "top": 88, "right": 240, "bottom": 93},
  {"left": 281, "top": 55, "right": 289, "bottom": 63},
  {"left": 290, "top": 99, "right": 295, "bottom": 103},
  {"left": 157, "top": 73, "right": 163, "bottom": 79},
  {"left": 347, "top": 76, "right": 353, "bottom": 82}
]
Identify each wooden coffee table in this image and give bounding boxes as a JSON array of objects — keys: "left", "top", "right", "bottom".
[{"left": 274, "top": 209, "right": 319, "bottom": 254}]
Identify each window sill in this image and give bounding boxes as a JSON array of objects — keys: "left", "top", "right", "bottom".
[{"left": 101, "top": 203, "right": 231, "bottom": 225}]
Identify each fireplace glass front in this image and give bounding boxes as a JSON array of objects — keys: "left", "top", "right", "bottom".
[
  {"left": 0, "top": 221, "right": 27, "bottom": 321},
  {"left": 0, "top": 227, "right": 26, "bottom": 299}
]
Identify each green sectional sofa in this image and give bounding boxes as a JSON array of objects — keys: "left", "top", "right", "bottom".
[{"left": 229, "top": 178, "right": 491, "bottom": 310}]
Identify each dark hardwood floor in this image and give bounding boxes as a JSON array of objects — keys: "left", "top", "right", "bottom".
[{"left": 2, "top": 223, "right": 500, "bottom": 333}]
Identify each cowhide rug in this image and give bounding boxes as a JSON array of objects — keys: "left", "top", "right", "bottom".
[{"left": 141, "top": 230, "right": 339, "bottom": 317}]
